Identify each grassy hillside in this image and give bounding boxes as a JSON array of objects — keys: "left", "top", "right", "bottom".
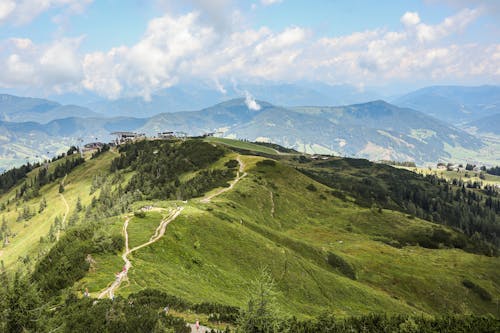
[{"left": 1, "top": 138, "right": 499, "bottom": 332}]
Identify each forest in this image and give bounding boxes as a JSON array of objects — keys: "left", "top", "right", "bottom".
[
  {"left": 297, "top": 157, "right": 500, "bottom": 254},
  {"left": 111, "top": 140, "right": 234, "bottom": 200}
]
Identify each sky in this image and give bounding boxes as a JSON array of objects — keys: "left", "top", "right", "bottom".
[{"left": 0, "top": 0, "right": 499, "bottom": 101}]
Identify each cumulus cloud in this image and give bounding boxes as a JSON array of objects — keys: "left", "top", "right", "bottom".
[
  {"left": 82, "top": 12, "right": 216, "bottom": 99},
  {"left": 412, "top": 8, "right": 480, "bottom": 42},
  {"left": 401, "top": 12, "right": 420, "bottom": 26},
  {"left": 0, "top": 1, "right": 16, "bottom": 22},
  {"left": 0, "top": 0, "right": 93, "bottom": 25},
  {"left": 0, "top": 37, "right": 83, "bottom": 91},
  {"left": 0, "top": 6, "right": 498, "bottom": 99}
]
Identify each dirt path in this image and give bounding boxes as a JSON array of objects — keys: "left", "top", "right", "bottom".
[
  {"left": 188, "top": 323, "right": 214, "bottom": 333},
  {"left": 98, "top": 207, "right": 183, "bottom": 299},
  {"left": 201, "top": 156, "right": 247, "bottom": 203}
]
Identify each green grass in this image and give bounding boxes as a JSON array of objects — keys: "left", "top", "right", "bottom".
[
  {"left": 204, "top": 137, "right": 281, "bottom": 155},
  {"left": 0, "top": 151, "right": 119, "bottom": 270},
  {"left": 81, "top": 154, "right": 500, "bottom": 318},
  {"left": 127, "top": 211, "right": 164, "bottom": 249},
  {"left": 397, "top": 166, "right": 500, "bottom": 186},
  {"left": 3, "top": 144, "right": 499, "bottom": 319}
]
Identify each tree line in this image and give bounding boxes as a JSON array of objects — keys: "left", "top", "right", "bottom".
[
  {"left": 298, "top": 157, "right": 500, "bottom": 255},
  {"left": 111, "top": 140, "right": 234, "bottom": 200}
]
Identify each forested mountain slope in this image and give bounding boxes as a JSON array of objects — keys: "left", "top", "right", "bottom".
[{"left": 0, "top": 139, "right": 498, "bottom": 332}]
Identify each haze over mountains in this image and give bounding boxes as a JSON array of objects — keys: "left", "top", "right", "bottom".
[
  {"left": 393, "top": 85, "right": 500, "bottom": 125},
  {"left": 0, "top": 84, "right": 499, "bottom": 170}
]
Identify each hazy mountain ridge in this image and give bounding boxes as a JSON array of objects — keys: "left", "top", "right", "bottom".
[
  {"left": 0, "top": 94, "right": 101, "bottom": 123},
  {"left": 143, "top": 99, "right": 482, "bottom": 163},
  {"left": 0, "top": 85, "right": 498, "bottom": 169},
  {"left": 86, "top": 82, "right": 381, "bottom": 118},
  {"left": 464, "top": 113, "right": 500, "bottom": 135},
  {"left": 393, "top": 85, "right": 500, "bottom": 125}
]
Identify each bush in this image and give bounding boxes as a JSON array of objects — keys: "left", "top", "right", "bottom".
[
  {"left": 306, "top": 184, "right": 317, "bottom": 192},
  {"left": 134, "top": 211, "right": 146, "bottom": 218},
  {"left": 257, "top": 159, "right": 276, "bottom": 167},
  {"left": 225, "top": 159, "right": 239, "bottom": 169},
  {"left": 326, "top": 252, "right": 356, "bottom": 280},
  {"left": 462, "top": 280, "right": 492, "bottom": 301}
]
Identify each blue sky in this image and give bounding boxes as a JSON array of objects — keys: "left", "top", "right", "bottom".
[{"left": 0, "top": 0, "right": 498, "bottom": 100}]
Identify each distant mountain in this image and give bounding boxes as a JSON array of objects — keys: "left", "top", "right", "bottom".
[
  {"left": 0, "top": 97, "right": 490, "bottom": 168},
  {"left": 464, "top": 113, "right": 500, "bottom": 135},
  {"left": 0, "top": 94, "right": 101, "bottom": 123},
  {"left": 0, "top": 116, "right": 147, "bottom": 170},
  {"left": 88, "top": 82, "right": 380, "bottom": 118},
  {"left": 393, "top": 85, "right": 500, "bottom": 125},
  {"left": 141, "top": 99, "right": 483, "bottom": 164}
]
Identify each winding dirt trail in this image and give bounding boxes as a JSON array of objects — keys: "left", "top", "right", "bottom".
[
  {"left": 97, "top": 156, "right": 246, "bottom": 330},
  {"left": 98, "top": 207, "right": 183, "bottom": 299},
  {"left": 201, "top": 156, "right": 247, "bottom": 203}
]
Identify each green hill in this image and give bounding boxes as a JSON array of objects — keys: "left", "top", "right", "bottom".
[{"left": 0, "top": 139, "right": 498, "bottom": 332}]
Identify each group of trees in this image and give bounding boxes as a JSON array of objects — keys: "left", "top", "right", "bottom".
[
  {"left": 14, "top": 156, "right": 84, "bottom": 201},
  {"left": 486, "top": 166, "right": 500, "bottom": 176},
  {"left": 111, "top": 140, "right": 234, "bottom": 200},
  {"left": 0, "top": 146, "right": 81, "bottom": 196},
  {"left": 300, "top": 158, "right": 500, "bottom": 254}
]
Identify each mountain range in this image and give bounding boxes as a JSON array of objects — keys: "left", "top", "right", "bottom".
[
  {"left": 0, "top": 84, "right": 499, "bottom": 171},
  {"left": 0, "top": 94, "right": 99, "bottom": 123},
  {"left": 393, "top": 85, "right": 500, "bottom": 125}
]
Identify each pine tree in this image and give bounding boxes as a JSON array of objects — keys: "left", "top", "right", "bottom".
[
  {"left": 76, "top": 197, "right": 83, "bottom": 212},
  {"left": 39, "top": 197, "right": 47, "bottom": 213}
]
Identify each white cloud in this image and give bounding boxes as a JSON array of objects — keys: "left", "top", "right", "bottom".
[
  {"left": 0, "top": 7, "right": 498, "bottom": 99},
  {"left": 0, "top": 0, "right": 93, "bottom": 25},
  {"left": 261, "top": 0, "right": 283, "bottom": 6},
  {"left": 82, "top": 12, "right": 216, "bottom": 99},
  {"left": 0, "top": 37, "right": 83, "bottom": 91},
  {"left": 401, "top": 12, "right": 420, "bottom": 26},
  {"left": 0, "top": 0, "right": 16, "bottom": 22},
  {"left": 415, "top": 8, "right": 480, "bottom": 42}
]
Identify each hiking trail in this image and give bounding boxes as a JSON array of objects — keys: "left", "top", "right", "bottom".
[
  {"left": 98, "top": 207, "right": 183, "bottom": 299},
  {"left": 201, "top": 156, "right": 246, "bottom": 203}
]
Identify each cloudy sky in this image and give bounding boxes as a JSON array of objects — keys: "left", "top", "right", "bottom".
[{"left": 0, "top": 0, "right": 498, "bottom": 100}]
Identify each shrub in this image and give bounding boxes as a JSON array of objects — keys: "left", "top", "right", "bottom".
[
  {"left": 257, "top": 159, "right": 277, "bottom": 167},
  {"left": 224, "top": 159, "right": 239, "bottom": 168},
  {"left": 462, "top": 280, "right": 492, "bottom": 301},
  {"left": 306, "top": 184, "right": 317, "bottom": 192},
  {"left": 134, "top": 211, "right": 146, "bottom": 218},
  {"left": 326, "top": 252, "right": 356, "bottom": 280}
]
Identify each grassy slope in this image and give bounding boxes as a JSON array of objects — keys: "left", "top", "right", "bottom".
[
  {"left": 2, "top": 140, "right": 498, "bottom": 318},
  {"left": 204, "top": 137, "right": 280, "bottom": 155},
  {"left": 80, "top": 152, "right": 499, "bottom": 318},
  {"left": 396, "top": 166, "right": 500, "bottom": 186},
  {"left": 0, "top": 151, "right": 118, "bottom": 269}
]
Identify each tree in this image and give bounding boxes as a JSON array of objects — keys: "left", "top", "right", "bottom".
[
  {"left": 237, "top": 268, "right": 281, "bottom": 333},
  {"left": 76, "top": 197, "right": 83, "bottom": 212},
  {"left": 39, "top": 197, "right": 47, "bottom": 213}
]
